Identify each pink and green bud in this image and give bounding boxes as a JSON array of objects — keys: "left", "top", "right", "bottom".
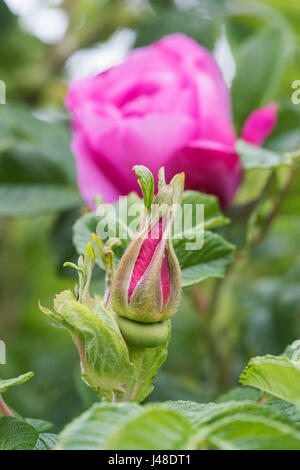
[{"left": 109, "top": 171, "right": 184, "bottom": 347}]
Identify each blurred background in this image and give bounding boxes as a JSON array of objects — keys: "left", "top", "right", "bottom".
[{"left": 0, "top": 0, "right": 300, "bottom": 431}]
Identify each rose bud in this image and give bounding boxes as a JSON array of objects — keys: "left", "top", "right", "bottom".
[{"left": 109, "top": 174, "right": 183, "bottom": 348}]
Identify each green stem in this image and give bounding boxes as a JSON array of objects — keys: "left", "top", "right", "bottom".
[
  {"left": 251, "top": 163, "right": 297, "bottom": 248},
  {"left": 192, "top": 279, "right": 231, "bottom": 396},
  {"left": 209, "top": 279, "right": 232, "bottom": 394}
]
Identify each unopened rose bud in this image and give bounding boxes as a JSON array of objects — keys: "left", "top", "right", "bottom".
[{"left": 109, "top": 172, "right": 184, "bottom": 348}]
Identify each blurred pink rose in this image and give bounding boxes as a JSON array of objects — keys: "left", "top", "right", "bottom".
[{"left": 65, "top": 33, "right": 277, "bottom": 208}]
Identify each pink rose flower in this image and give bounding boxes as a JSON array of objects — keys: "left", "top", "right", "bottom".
[{"left": 65, "top": 33, "right": 277, "bottom": 208}]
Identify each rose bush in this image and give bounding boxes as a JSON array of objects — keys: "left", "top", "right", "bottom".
[{"left": 66, "top": 33, "right": 277, "bottom": 208}]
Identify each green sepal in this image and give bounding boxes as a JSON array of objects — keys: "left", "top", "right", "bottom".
[
  {"left": 133, "top": 165, "right": 154, "bottom": 210},
  {"left": 0, "top": 372, "right": 34, "bottom": 394},
  {"left": 158, "top": 167, "right": 166, "bottom": 191}
]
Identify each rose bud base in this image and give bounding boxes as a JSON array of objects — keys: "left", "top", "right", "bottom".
[{"left": 116, "top": 315, "right": 169, "bottom": 348}]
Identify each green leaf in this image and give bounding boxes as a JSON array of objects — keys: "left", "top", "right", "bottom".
[
  {"left": 193, "top": 412, "right": 300, "bottom": 450},
  {"left": 232, "top": 28, "right": 289, "bottom": 128},
  {"left": 174, "top": 231, "right": 235, "bottom": 288},
  {"left": 0, "top": 104, "right": 76, "bottom": 180},
  {"left": 25, "top": 418, "right": 53, "bottom": 433},
  {"left": 265, "top": 102, "right": 300, "bottom": 153},
  {"left": 104, "top": 406, "right": 193, "bottom": 450},
  {"left": 240, "top": 348, "right": 300, "bottom": 404},
  {"left": 164, "top": 400, "right": 300, "bottom": 450},
  {"left": 0, "top": 414, "right": 56, "bottom": 450},
  {"left": 73, "top": 192, "right": 143, "bottom": 263},
  {"left": 73, "top": 212, "right": 104, "bottom": 255},
  {"left": 40, "top": 292, "right": 134, "bottom": 400},
  {"left": 58, "top": 403, "right": 194, "bottom": 450},
  {"left": 282, "top": 340, "right": 300, "bottom": 361},
  {"left": 0, "top": 185, "right": 82, "bottom": 217},
  {"left": 0, "top": 0, "right": 14, "bottom": 33},
  {"left": 0, "top": 103, "right": 82, "bottom": 216},
  {"left": 133, "top": 165, "right": 154, "bottom": 209},
  {"left": 135, "top": 6, "right": 223, "bottom": 52},
  {"left": 162, "top": 400, "right": 263, "bottom": 429},
  {"left": 236, "top": 139, "right": 293, "bottom": 171},
  {"left": 265, "top": 400, "right": 300, "bottom": 430},
  {"left": 58, "top": 399, "right": 300, "bottom": 450},
  {"left": 59, "top": 403, "right": 140, "bottom": 450},
  {"left": 173, "top": 190, "right": 229, "bottom": 239},
  {"left": 34, "top": 433, "right": 58, "bottom": 450},
  {"left": 0, "top": 416, "right": 38, "bottom": 450},
  {"left": 0, "top": 371, "right": 34, "bottom": 393},
  {"left": 216, "top": 386, "right": 263, "bottom": 403}
]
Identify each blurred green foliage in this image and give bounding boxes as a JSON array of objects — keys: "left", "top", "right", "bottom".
[{"left": 0, "top": 0, "right": 299, "bottom": 432}]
